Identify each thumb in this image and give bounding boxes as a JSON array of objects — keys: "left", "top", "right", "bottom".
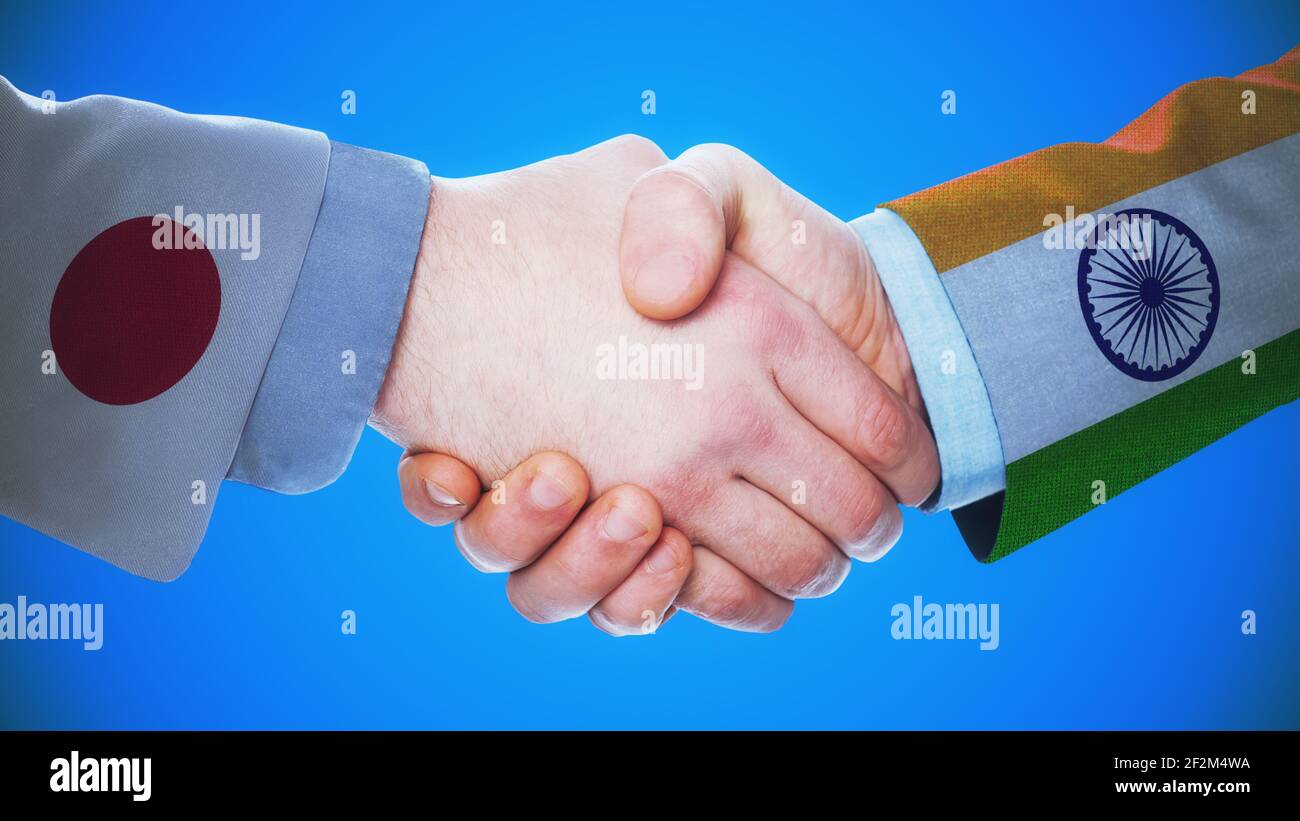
[{"left": 619, "top": 161, "right": 730, "bottom": 320}]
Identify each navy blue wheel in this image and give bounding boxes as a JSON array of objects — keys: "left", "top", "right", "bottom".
[{"left": 1078, "top": 208, "right": 1219, "bottom": 381}]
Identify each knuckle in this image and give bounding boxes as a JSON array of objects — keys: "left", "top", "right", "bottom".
[
  {"left": 854, "top": 389, "right": 910, "bottom": 469},
  {"left": 724, "top": 283, "right": 804, "bottom": 360},
  {"left": 703, "top": 586, "right": 755, "bottom": 627},
  {"left": 657, "top": 529, "right": 694, "bottom": 575},
  {"left": 691, "top": 570, "right": 760, "bottom": 628},
  {"left": 588, "top": 602, "right": 644, "bottom": 637},
  {"left": 747, "top": 607, "right": 792, "bottom": 634},
  {"left": 644, "top": 461, "right": 717, "bottom": 524},
  {"left": 586, "top": 607, "right": 625, "bottom": 636},
  {"left": 687, "top": 142, "right": 750, "bottom": 169},
  {"left": 902, "top": 446, "right": 941, "bottom": 508},
  {"left": 606, "top": 133, "right": 667, "bottom": 168},
  {"left": 841, "top": 485, "right": 887, "bottom": 554},
  {"left": 772, "top": 546, "right": 849, "bottom": 600},
  {"left": 857, "top": 527, "right": 901, "bottom": 563},
  {"left": 486, "top": 545, "right": 533, "bottom": 574},
  {"left": 504, "top": 579, "right": 556, "bottom": 625},
  {"left": 547, "top": 548, "right": 607, "bottom": 604},
  {"left": 470, "top": 521, "right": 535, "bottom": 572},
  {"left": 755, "top": 305, "right": 806, "bottom": 361},
  {"left": 702, "top": 385, "right": 777, "bottom": 455},
  {"left": 715, "top": 291, "right": 813, "bottom": 372},
  {"left": 865, "top": 510, "right": 904, "bottom": 562},
  {"left": 452, "top": 521, "right": 503, "bottom": 573},
  {"left": 604, "top": 484, "right": 660, "bottom": 529}
]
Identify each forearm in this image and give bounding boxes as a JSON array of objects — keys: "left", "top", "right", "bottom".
[
  {"left": 864, "top": 46, "right": 1300, "bottom": 560},
  {"left": 0, "top": 76, "right": 331, "bottom": 579}
]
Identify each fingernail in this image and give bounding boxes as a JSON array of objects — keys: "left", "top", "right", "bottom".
[
  {"left": 633, "top": 253, "right": 696, "bottom": 306},
  {"left": 528, "top": 471, "right": 572, "bottom": 511},
  {"left": 645, "top": 538, "right": 680, "bottom": 573},
  {"left": 424, "top": 480, "right": 464, "bottom": 508},
  {"left": 600, "top": 506, "right": 648, "bottom": 542}
]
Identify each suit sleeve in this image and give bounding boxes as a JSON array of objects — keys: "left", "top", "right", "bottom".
[
  {"left": 856, "top": 46, "right": 1300, "bottom": 561},
  {"left": 226, "top": 142, "right": 428, "bottom": 494},
  {"left": 0, "top": 78, "right": 427, "bottom": 580}
]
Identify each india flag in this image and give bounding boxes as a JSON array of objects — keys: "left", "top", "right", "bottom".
[{"left": 884, "top": 47, "right": 1300, "bottom": 560}]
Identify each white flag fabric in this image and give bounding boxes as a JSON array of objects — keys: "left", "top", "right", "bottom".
[{"left": 0, "top": 77, "right": 330, "bottom": 580}]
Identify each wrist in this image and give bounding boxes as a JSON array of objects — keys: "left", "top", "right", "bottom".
[
  {"left": 371, "top": 177, "right": 450, "bottom": 448},
  {"left": 853, "top": 236, "right": 927, "bottom": 423}
]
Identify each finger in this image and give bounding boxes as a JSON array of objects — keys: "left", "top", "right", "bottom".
[
  {"left": 588, "top": 527, "right": 693, "bottom": 637},
  {"left": 506, "top": 485, "right": 663, "bottom": 624},
  {"left": 620, "top": 144, "right": 870, "bottom": 332},
  {"left": 769, "top": 290, "right": 941, "bottom": 506},
  {"left": 452, "top": 451, "right": 590, "bottom": 573},
  {"left": 739, "top": 402, "right": 904, "bottom": 561},
  {"left": 675, "top": 547, "right": 794, "bottom": 633},
  {"left": 399, "top": 452, "right": 484, "bottom": 527},
  {"left": 689, "top": 479, "right": 851, "bottom": 600},
  {"left": 620, "top": 158, "right": 726, "bottom": 320},
  {"left": 570, "top": 133, "right": 669, "bottom": 187},
  {"left": 620, "top": 145, "right": 922, "bottom": 408}
]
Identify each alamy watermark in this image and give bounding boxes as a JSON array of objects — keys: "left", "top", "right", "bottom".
[
  {"left": 0, "top": 595, "right": 103, "bottom": 651},
  {"left": 595, "top": 336, "right": 703, "bottom": 390},
  {"left": 1043, "top": 207, "right": 1153, "bottom": 258},
  {"left": 152, "top": 205, "right": 261, "bottom": 260},
  {"left": 50, "top": 751, "right": 150, "bottom": 801},
  {"left": 891, "top": 595, "right": 999, "bottom": 651}
]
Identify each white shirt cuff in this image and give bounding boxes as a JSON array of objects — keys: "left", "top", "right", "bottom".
[{"left": 850, "top": 208, "right": 1005, "bottom": 511}]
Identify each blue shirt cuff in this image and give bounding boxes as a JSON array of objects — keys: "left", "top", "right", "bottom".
[
  {"left": 228, "top": 141, "right": 430, "bottom": 493},
  {"left": 849, "top": 208, "right": 1005, "bottom": 511}
]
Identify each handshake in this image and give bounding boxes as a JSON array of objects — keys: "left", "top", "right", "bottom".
[{"left": 368, "top": 136, "right": 941, "bottom": 635}]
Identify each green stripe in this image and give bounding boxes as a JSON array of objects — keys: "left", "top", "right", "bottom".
[{"left": 985, "top": 328, "right": 1300, "bottom": 561}]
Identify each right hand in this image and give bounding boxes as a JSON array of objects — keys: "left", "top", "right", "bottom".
[{"left": 619, "top": 142, "right": 925, "bottom": 419}]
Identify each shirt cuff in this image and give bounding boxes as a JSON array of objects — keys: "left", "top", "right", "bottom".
[
  {"left": 228, "top": 141, "right": 430, "bottom": 493},
  {"left": 849, "top": 208, "right": 1005, "bottom": 511}
]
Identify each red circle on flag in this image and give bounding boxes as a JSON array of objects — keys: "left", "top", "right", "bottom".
[{"left": 50, "top": 216, "right": 221, "bottom": 406}]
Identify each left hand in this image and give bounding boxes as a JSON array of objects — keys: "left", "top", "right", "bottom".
[{"left": 397, "top": 449, "right": 693, "bottom": 636}]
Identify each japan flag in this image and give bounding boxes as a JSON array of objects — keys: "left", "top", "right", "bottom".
[{"left": 0, "top": 77, "right": 329, "bottom": 580}]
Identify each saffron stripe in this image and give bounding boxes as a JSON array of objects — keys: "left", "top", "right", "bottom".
[{"left": 886, "top": 52, "right": 1300, "bottom": 275}]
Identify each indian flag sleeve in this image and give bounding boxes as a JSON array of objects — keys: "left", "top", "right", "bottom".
[{"left": 855, "top": 46, "right": 1300, "bottom": 562}]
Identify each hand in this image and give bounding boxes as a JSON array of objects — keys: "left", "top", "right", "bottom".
[
  {"left": 620, "top": 143, "right": 925, "bottom": 418},
  {"left": 397, "top": 449, "right": 690, "bottom": 636},
  {"left": 371, "top": 136, "right": 940, "bottom": 632}
]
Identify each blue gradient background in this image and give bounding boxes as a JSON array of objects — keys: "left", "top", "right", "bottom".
[{"left": 1, "top": 0, "right": 1297, "bottom": 729}]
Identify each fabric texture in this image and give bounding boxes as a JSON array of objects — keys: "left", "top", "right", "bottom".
[
  {"left": 880, "top": 46, "right": 1300, "bottom": 561},
  {"left": 228, "top": 142, "right": 430, "bottom": 493},
  {"left": 850, "top": 208, "right": 1004, "bottom": 512},
  {"left": 888, "top": 47, "right": 1300, "bottom": 275},
  {"left": 941, "top": 133, "right": 1300, "bottom": 466},
  {"left": 987, "top": 328, "right": 1300, "bottom": 560},
  {"left": 0, "top": 76, "right": 330, "bottom": 581}
]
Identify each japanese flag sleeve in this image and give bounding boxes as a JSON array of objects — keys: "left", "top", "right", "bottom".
[{"left": 0, "top": 78, "right": 427, "bottom": 581}]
